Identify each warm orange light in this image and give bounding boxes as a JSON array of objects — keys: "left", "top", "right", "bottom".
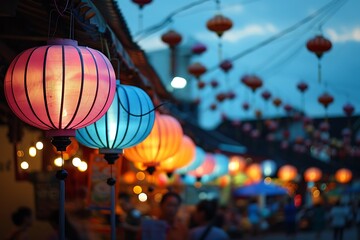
[
  {"left": 125, "top": 112, "right": 183, "bottom": 167},
  {"left": 278, "top": 165, "right": 298, "bottom": 181},
  {"left": 228, "top": 156, "right": 246, "bottom": 176},
  {"left": 136, "top": 172, "right": 146, "bottom": 181},
  {"left": 335, "top": 168, "right": 352, "bottom": 184},
  {"left": 158, "top": 135, "right": 196, "bottom": 173},
  {"left": 123, "top": 171, "right": 136, "bottom": 184},
  {"left": 246, "top": 163, "right": 262, "bottom": 182},
  {"left": 304, "top": 167, "right": 322, "bottom": 182}
]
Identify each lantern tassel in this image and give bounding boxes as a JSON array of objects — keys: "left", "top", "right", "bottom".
[{"left": 107, "top": 177, "right": 116, "bottom": 240}]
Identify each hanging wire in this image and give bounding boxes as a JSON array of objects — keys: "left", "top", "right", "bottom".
[
  {"left": 61, "top": 151, "right": 64, "bottom": 170},
  {"left": 53, "top": 0, "right": 70, "bottom": 17},
  {"left": 119, "top": 101, "right": 168, "bottom": 117}
]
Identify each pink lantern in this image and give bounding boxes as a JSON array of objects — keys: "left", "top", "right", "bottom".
[
  {"left": 4, "top": 38, "right": 116, "bottom": 149},
  {"left": 189, "top": 154, "right": 216, "bottom": 179}
]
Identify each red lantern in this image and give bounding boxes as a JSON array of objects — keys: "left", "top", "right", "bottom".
[
  {"left": 227, "top": 91, "right": 236, "bottom": 100},
  {"left": 318, "top": 92, "right": 334, "bottom": 109},
  {"left": 306, "top": 35, "right": 332, "bottom": 59},
  {"left": 188, "top": 62, "right": 207, "bottom": 79},
  {"left": 210, "top": 103, "right": 217, "bottom": 111},
  {"left": 132, "top": 0, "right": 152, "bottom": 8},
  {"left": 261, "top": 90, "right": 272, "bottom": 101},
  {"left": 210, "top": 80, "right": 219, "bottom": 88},
  {"left": 219, "top": 59, "right": 233, "bottom": 73},
  {"left": 272, "top": 98, "right": 282, "bottom": 108},
  {"left": 4, "top": 39, "right": 116, "bottom": 147},
  {"left": 343, "top": 103, "right": 355, "bottom": 117},
  {"left": 216, "top": 93, "right": 227, "bottom": 102},
  {"left": 189, "top": 154, "right": 216, "bottom": 178},
  {"left": 191, "top": 43, "right": 207, "bottom": 55},
  {"left": 284, "top": 104, "right": 293, "bottom": 113},
  {"left": 161, "top": 29, "right": 182, "bottom": 48},
  {"left": 242, "top": 75, "right": 263, "bottom": 92},
  {"left": 197, "top": 81, "right": 206, "bottom": 89},
  {"left": 304, "top": 167, "right": 322, "bottom": 182},
  {"left": 306, "top": 35, "right": 332, "bottom": 83},
  {"left": 242, "top": 102, "right": 250, "bottom": 111},
  {"left": 206, "top": 14, "right": 233, "bottom": 37},
  {"left": 297, "top": 82, "right": 309, "bottom": 93},
  {"left": 335, "top": 168, "right": 352, "bottom": 184}
]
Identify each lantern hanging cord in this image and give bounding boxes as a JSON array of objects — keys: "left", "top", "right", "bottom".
[
  {"left": 119, "top": 101, "right": 169, "bottom": 117},
  {"left": 61, "top": 151, "right": 64, "bottom": 170},
  {"left": 53, "top": 0, "right": 70, "bottom": 17}
]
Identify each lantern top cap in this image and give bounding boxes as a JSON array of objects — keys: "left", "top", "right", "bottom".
[{"left": 47, "top": 38, "right": 78, "bottom": 46}]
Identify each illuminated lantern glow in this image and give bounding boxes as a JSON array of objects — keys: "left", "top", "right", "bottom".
[
  {"left": 191, "top": 43, "right": 207, "bottom": 55},
  {"left": 278, "top": 165, "right": 297, "bottom": 181},
  {"left": 158, "top": 135, "right": 196, "bottom": 174},
  {"left": 76, "top": 83, "right": 155, "bottom": 157},
  {"left": 261, "top": 159, "right": 277, "bottom": 177},
  {"left": 335, "top": 168, "right": 352, "bottom": 184},
  {"left": 304, "top": 167, "right": 322, "bottom": 182},
  {"left": 188, "top": 62, "right": 207, "bottom": 80},
  {"left": 4, "top": 38, "right": 116, "bottom": 143},
  {"left": 189, "top": 153, "right": 216, "bottom": 179},
  {"left": 246, "top": 163, "right": 262, "bottom": 182},
  {"left": 202, "top": 153, "right": 229, "bottom": 182},
  {"left": 123, "top": 171, "right": 136, "bottom": 184},
  {"left": 177, "top": 146, "right": 206, "bottom": 175},
  {"left": 124, "top": 112, "right": 183, "bottom": 169}
]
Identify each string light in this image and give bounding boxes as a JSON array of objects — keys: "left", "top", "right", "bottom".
[
  {"left": 29, "top": 147, "right": 37, "bottom": 157},
  {"left": 36, "top": 141, "right": 44, "bottom": 150},
  {"left": 20, "top": 161, "right": 29, "bottom": 170},
  {"left": 78, "top": 161, "right": 88, "bottom": 172}
]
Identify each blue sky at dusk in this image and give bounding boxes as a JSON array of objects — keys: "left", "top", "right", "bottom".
[{"left": 117, "top": 0, "right": 360, "bottom": 129}]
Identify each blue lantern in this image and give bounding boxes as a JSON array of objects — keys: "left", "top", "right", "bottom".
[
  {"left": 261, "top": 159, "right": 277, "bottom": 177},
  {"left": 75, "top": 82, "right": 155, "bottom": 240},
  {"left": 176, "top": 146, "right": 206, "bottom": 175}
]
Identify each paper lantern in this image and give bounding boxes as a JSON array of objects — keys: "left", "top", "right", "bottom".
[
  {"left": 158, "top": 135, "right": 196, "bottom": 174},
  {"left": 202, "top": 153, "right": 229, "bottom": 182},
  {"left": 4, "top": 39, "right": 116, "bottom": 147},
  {"left": 242, "top": 75, "right": 263, "bottom": 92},
  {"left": 189, "top": 153, "right": 216, "bottom": 179},
  {"left": 176, "top": 146, "right": 206, "bottom": 175},
  {"left": 132, "top": 0, "right": 152, "bottom": 8},
  {"left": 191, "top": 42, "right": 207, "bottom": 55},
  {"left": 124, "top": 112, "right": 183, "bottom": 170},
  {"left": 343, "top": 103, "right": 355, "bottom": 117},
  {"left": 304, "top": 167, "right": 322, "bottom": 182},
  {"left": 219, "top": 59, "right": 233, "bottom": 73},
  {"left": 261, "top": 90, "right": 272, "bottom": 101},
  {"left": 188, "top": 62, "right": 207, "bottom": 80},
  {"left": 4, "top": 38, "right": 116, "bottom": 240},
  {"left": 318, "top": 92, "right": 334, "bottom": 109},
  {"left": 297, "top": 82, "right": 308, "bottom": 93},
  {"left": 246, "top": 163, "right": 262, "bottom": 182},
  {"left": 335, "top": 168, "right": 352, "bottom": 184},
  {"left": 278, "top": 165, "right": 297, "bottom": 181},
  {"left": 228, "top": 156, "right": 247, "bottom": 176},
  {"left": 206, "top": 14, "right": 233, "bottom": 37},
  {"left": 161, "top": 29, "right": 182, "bottom": 48},
  {"left": 76, "top": 83, "right": 155, "bottom": 160}
]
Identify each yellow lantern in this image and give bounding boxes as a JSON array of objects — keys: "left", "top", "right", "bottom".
[
  {"left": 278, "top": 165, "right": 298, "bottom": 181},
  {"left": 158, "top": 135, "right": 196, "bottom": 173},
  {"left": 245, "top": 163, "right": 262, "bottom": 182},
  {"left": 124, "top": 112, "right": 183, "bottom": 170},
  {"left": 304, "top": 167, "right": 322, "bottom": 182},
  {"left": 228, "top": 156, "right": 247, "bottom": 176},
  {"left": 335, "top": 168, "right": 352, "bottom": 184}
]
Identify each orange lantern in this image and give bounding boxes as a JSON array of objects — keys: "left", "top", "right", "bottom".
[
  {"left": 278, "top": 165, "right": 298, "bottom": 181},
  {"left": 124, "top": 112, "right": 183, "bottom": 173},
  {"left": 272, "top": 98, "right": 282, "bottom": 108},
  {"left": 228, "top": 156, "right": 247, "bottom": 176},
  {"left": 304, "top": 167, "right": 322, "bottom": 182},
  {"left": 158, "top": 135, "right": 196, "bottom": 174},
  {"left": 245, "top": 163, "right": 262, "bottom": 182},
  {"left": 335, "top": 168, "right": 352, "bottom": 184}
]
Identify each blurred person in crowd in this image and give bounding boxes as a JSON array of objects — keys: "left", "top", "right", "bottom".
[
  {"left": 189, "top": 199, "right": 229, "bottom": 240},
  {"left": 329, "top": 200, "right": 348, "bottom": 240},
  {"left": 118, "top": 192, "right": 142, "bottom": 240},
  {"left": 284, "top": 197, "right": 297, "bottom": 240},
  {"left": 247, "top": 198, "right": 261, "bottom": 236},
  {"left": 312, "top": 201, "right": 326, "bottom": 240},
  {"left": 6, "top": 206, "right": 32, "bottom": 240}
]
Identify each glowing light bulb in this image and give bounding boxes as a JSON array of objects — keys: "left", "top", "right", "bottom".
[
  {"left": 136, "top": 172, "right": 145, "bottom": 181},
  {"left": 35, "top": 141, "right": 43, "bottom": 150},
  {"left": 29, "top": 146, "right": 36, "bottom": 157},
  {"left": 171, "top": 77, "right": 187, "bottom": 89},
  {"left": 138, "top": 193, "right": 147, "bottom": 202},
  {"left": 133, "top": 185, "right": 142, "bottom": 194},
  {"left": 72, "top": 157, "right": 81, "bottom": 167},
  {"left": 78, "top": 161, "right": 88, "bottom": 172},
  {"left": 54, "top": 157, "right": 63, "bottom": 167},
  {"left": 20, "top": 161, "right": 29, "bottom": 170}
]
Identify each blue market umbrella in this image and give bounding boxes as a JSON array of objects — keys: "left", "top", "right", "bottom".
[{"left": 233, "top": 181, "right": 288, "bottom": 197}]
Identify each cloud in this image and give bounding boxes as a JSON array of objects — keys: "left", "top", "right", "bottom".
[
  {"left": 223, "top": 23, "right": 278, "bottom": 42},
  {"left": 138, "top": 35, "right": 167, "bottom": 51},
  {"left": 325, "top": 27, "right": 360, "bottom": 43}
]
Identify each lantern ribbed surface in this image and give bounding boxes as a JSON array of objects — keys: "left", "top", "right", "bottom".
[
  {"left": 4, "top": 39, "right": 116, "bottom": 133},
  {"left": 124, "top": 112, "right": 183, "bottom": 166},
  {"left": 75, "top": 83, "right": 155, "bottom": 153},
  {"left": 158, "top": 135, "right": 196, "bottom": 173}
]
